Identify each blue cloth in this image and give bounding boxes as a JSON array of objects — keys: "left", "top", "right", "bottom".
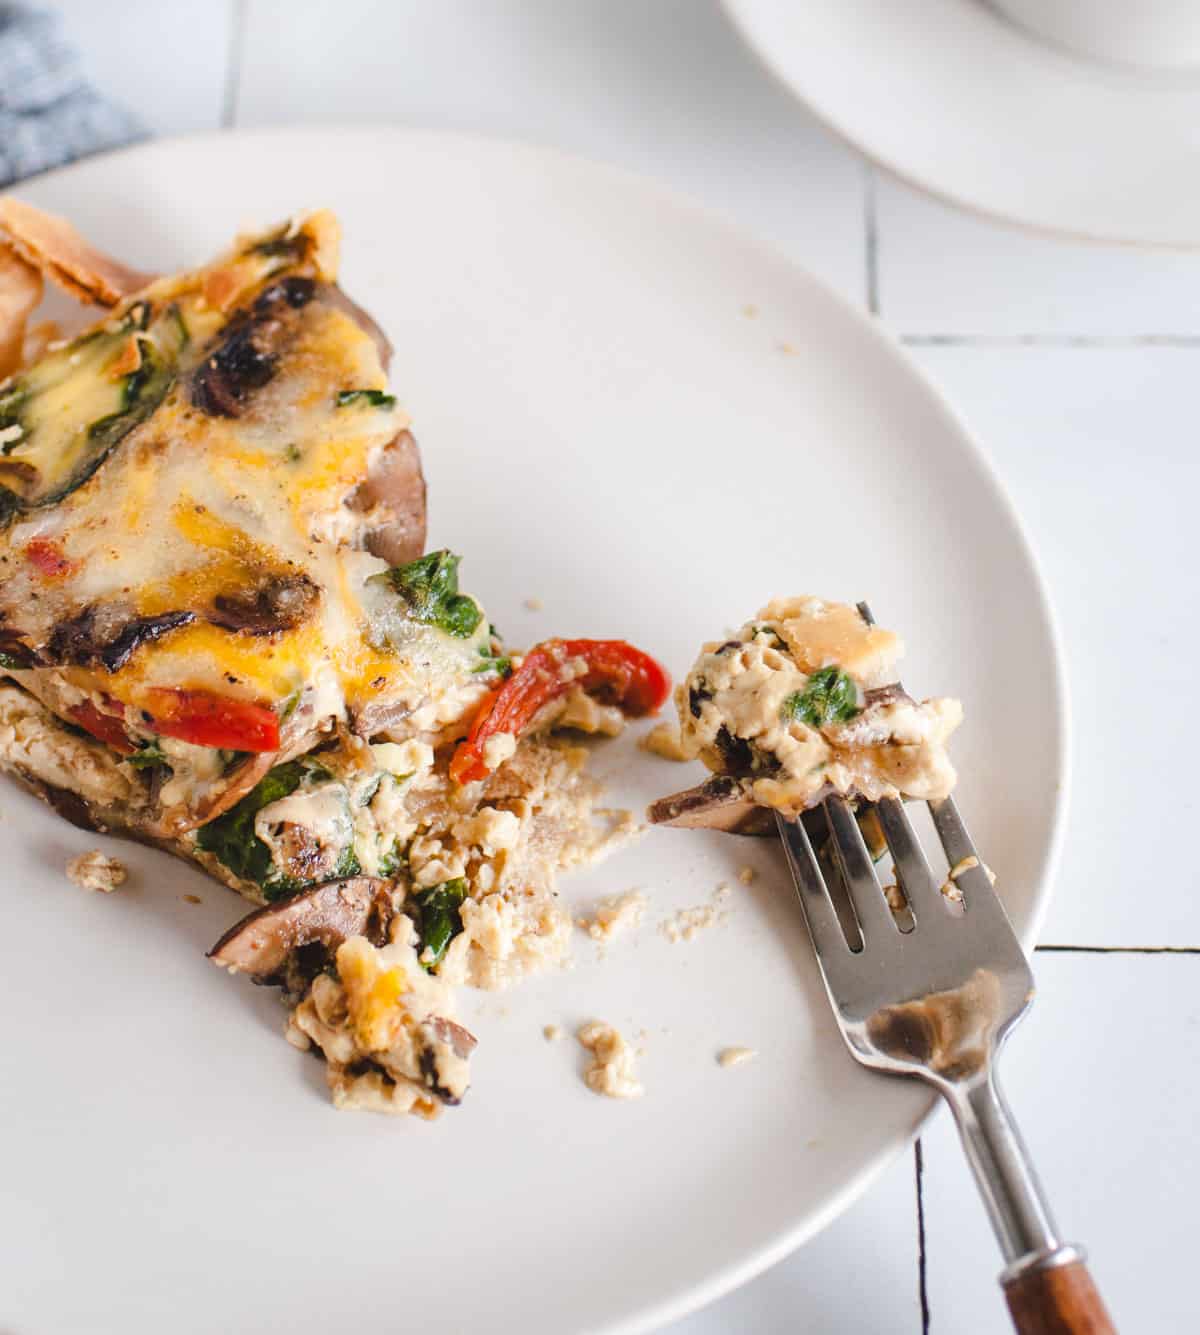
[{"left": 0, "top": 3, "right": 141, "bottom": 187}]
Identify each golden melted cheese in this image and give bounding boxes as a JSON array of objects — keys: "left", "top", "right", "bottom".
[{"left": 0, "top": 213, "right": 479, "bottom": 732}]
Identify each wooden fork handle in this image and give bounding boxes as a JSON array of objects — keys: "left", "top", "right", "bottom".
[{"left": 1002, "top": 1252, "right": 1115, "bottom": 1334}]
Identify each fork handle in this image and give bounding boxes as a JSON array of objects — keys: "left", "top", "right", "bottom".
[
  {"left": 943, "top": 1074, "right": 1115, "bottom": 1334},
  {"left": 1002, "top": 1250, "right": 1113, "bottom": 1334}
]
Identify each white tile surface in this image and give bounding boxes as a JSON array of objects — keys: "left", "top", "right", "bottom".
[
  {"left": 19, "top": 7, "right": 1200, "bottom": 1332},
  {"left": 908, "top": 345, "right": 1200, "bottom": 948},
  {"left": 235, "top": 0, "right": 866, "bottom": 302},
  {"left": 921, "top": 951, "right": 1200, "bottom": 1333},
  {"left": 877, "top": 175, "right": 1200, "bottom": 337},
  {"left": 52, "top": 0, "right": 234, "bottom": 136},
  {"left": 671, "top": 1150, "right": 922, "bottom": 1334}
]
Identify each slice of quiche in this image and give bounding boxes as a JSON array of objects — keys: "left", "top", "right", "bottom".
[{"left": 0, "top": 203, "right": 671, "bottom": 1118}]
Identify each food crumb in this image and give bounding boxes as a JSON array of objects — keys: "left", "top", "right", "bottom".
[
  {"left": 481, "top": 732, "right": 518, "bottom": 769},
  {"left": 577, "top": 1021, "right": 643, "bottom": 1099},
  {"left": 183, "top": 893, "right": 202, "bottom": 905},
  {"left": 660, "top": 886, "right": 731, "bottom": 943},
  {"left": 577, "top": 890, "right": 646, "bottom": 943},
  {"left": 940, "top": 854, "right": 996, "bottom": 904},
  {"left": 523, "top": 596, "right": 543, "bottom": 611},
  {"left": 737, "top": 866, "right": 756, "bottom": 885},
  {"left": 778, "top": 341, "right": 799, "bottom": 355},
  {"left": 66, "top": 849, "right": 126, "bottom": 894},
  {"left": 717, "top": 1047, "right": 758, "bottom": 1069},
  {"left": 638, "top": 720, "right": 689, "bottom": 762},
  {"left": 742, "top": 304, "right": 758, "bottom": 318},
  {"left": 284, "top": 1024, "right": 311, "bottom": 1052},
  {"left": 543, "top": 1024, "right": 564, "bottom": 1042},
  {"left": 883, "top": 882, "right": 906, "bottom": 911},
  {"left": 594, "top": 806, "right": 642, "bottom": 848}
]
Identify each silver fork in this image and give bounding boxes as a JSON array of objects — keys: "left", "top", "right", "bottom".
[{"left": 778, "top": 609, "right": 1113, "bottom": 1335}]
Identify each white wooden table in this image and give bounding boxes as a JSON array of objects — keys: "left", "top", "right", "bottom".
[{"left": 49, "top": 2, "right": 1200, "bottom": 1330}]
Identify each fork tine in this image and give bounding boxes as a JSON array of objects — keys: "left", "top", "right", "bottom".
[
  {"left": 875, "top": 796, "right": 952, "bottom": 922},
  {"left": 824, "top": 796, "right": 897, "bottom": 942},
  {"left": 928, "top": 796, "right": 1016, "bottom": 932},
  {"left": 928, "top": 794, "right": 979, "bottom": 871},
  {"left": 802, "top": 807, "right": 866, "bottom": 951},
  {"left": 775, "top": 812, "right": 853, "bottom": 958}
]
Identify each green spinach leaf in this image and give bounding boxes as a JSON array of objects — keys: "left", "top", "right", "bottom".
[
  {"left": 195, "top": 761, "right": 307, "bottom": 894},
  {"left": 377, "top": 840, "right": 403, "bottom": 879},
  {"left": 127, "top": 743, "right": 168, "bottom": 770},
  {"left": 782, "top": 667, "right": 861, "bottom": 728},
  {"left": 335, "top": 388, "right": 396, "bottom": 410},
  {"left": 413, "top": 878, "right": 468, "bottom": 970},
  {"left": 472, "top": 645, "right": 512, "bottom": 676},
  {"left": 748, "top": 622, "right": 787, "bottom": 650},
  {"left": 375, "top": 549, "right": 483, "bottom": 639}
]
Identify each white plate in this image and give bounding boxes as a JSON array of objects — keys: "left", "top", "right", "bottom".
[
  {"left": 0, "top": 128, "right": 1066, "bottom": 1334},
  {"left": 724, "top": 0, "right": 1200, "bottom": 248}
]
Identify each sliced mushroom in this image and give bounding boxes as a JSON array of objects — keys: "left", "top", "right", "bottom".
[
  {"left": 14, "top": 767, "right": 107, "bottom": 832},
  {"left": 418, "top": 1017, "right": 478, "bottom": 1106},
  {"left": 426, "top": 1015, "right": 478, "bottom": 1060},
  {"left": 264, "top": 821, "right": 350, "bottom": 888},
  {"left": 0, "top": 627, "right": 35, "bottom": 669},
  {"left": 863, "top": 684, "right": 915, "bottom": 710},
  {"left": 47, "top": 603, "right": 196, "bottom": 671},
  {"left": 208, "top": 571, "right": 320, "bottom": 636},
  {"left": 348, "top": 428, "right": 427, "bottom": 567},
  {"left": 190, "top": 276, "right": 316, "bottom": 417},
  {"left": 647, "top": 775, "right": 775, "bottom": 836},
  {"left": 349, "top": 694, "right": 412, "bottom": 741},
  {"left": 207, "top": 875, "right": 394, "bottom": 981},
  {"left": 320, "top": 285, "right": 392, "bottom": 369},
  {"left": 47, "top": 580, "right": 316, "bottom": 669},
  {"left": 163, "top": 749, "right": 279, "bottom": 835},
  {"left": 324, "top": 284, "right": 424, "bottom": 565}
]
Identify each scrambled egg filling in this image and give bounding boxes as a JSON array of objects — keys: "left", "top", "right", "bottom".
[
  {"left": 577, "top": 1021, "right": 643, "bottom": 1100},
  {"left": 288, "top": 923, "right": 470, "bottom": 1118},
  {"left": 678, "top": 596, "right": 961, "bottom": 815},
  {"left": 271, "top": 731, "right": 632, "bottom": 1115}
]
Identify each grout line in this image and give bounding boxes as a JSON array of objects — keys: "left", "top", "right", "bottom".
[
  {"left": 901, "top": 333, "right": 1200, "bottom": 348},
  {"left": 221, "top": 0, "right": 250, "bottom": 129},
  {"left": 864, "top": 164, "right": 880, "bottom": 316},
  {"left": 915, "top": 1140, "right": 931, "bottom": 1334},
  {"left": 1036, "top": 943, "right": 1200, "bottom": 955}
]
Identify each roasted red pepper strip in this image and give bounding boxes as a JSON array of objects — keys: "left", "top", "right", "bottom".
[
  {"left": 450, "top": 638, "right": 670, "bottom": 785},
  {"left": 70, "top": 700, "right": 136, "bottom": 755},
  {"left": 144, "top": 688, "right": 280, "bottom": 753}
]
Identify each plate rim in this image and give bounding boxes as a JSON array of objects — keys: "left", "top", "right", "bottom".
[
  {"left": 721, "top": 0, "right": 1200, "bottom": 251},
  {"left": 2, "top": 123, "right": 1071, "bottom": 1333}
]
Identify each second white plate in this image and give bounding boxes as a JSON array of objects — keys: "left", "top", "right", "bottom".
[{"left": 725, "top": 0, "right": 1200, "bottom": 247}]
